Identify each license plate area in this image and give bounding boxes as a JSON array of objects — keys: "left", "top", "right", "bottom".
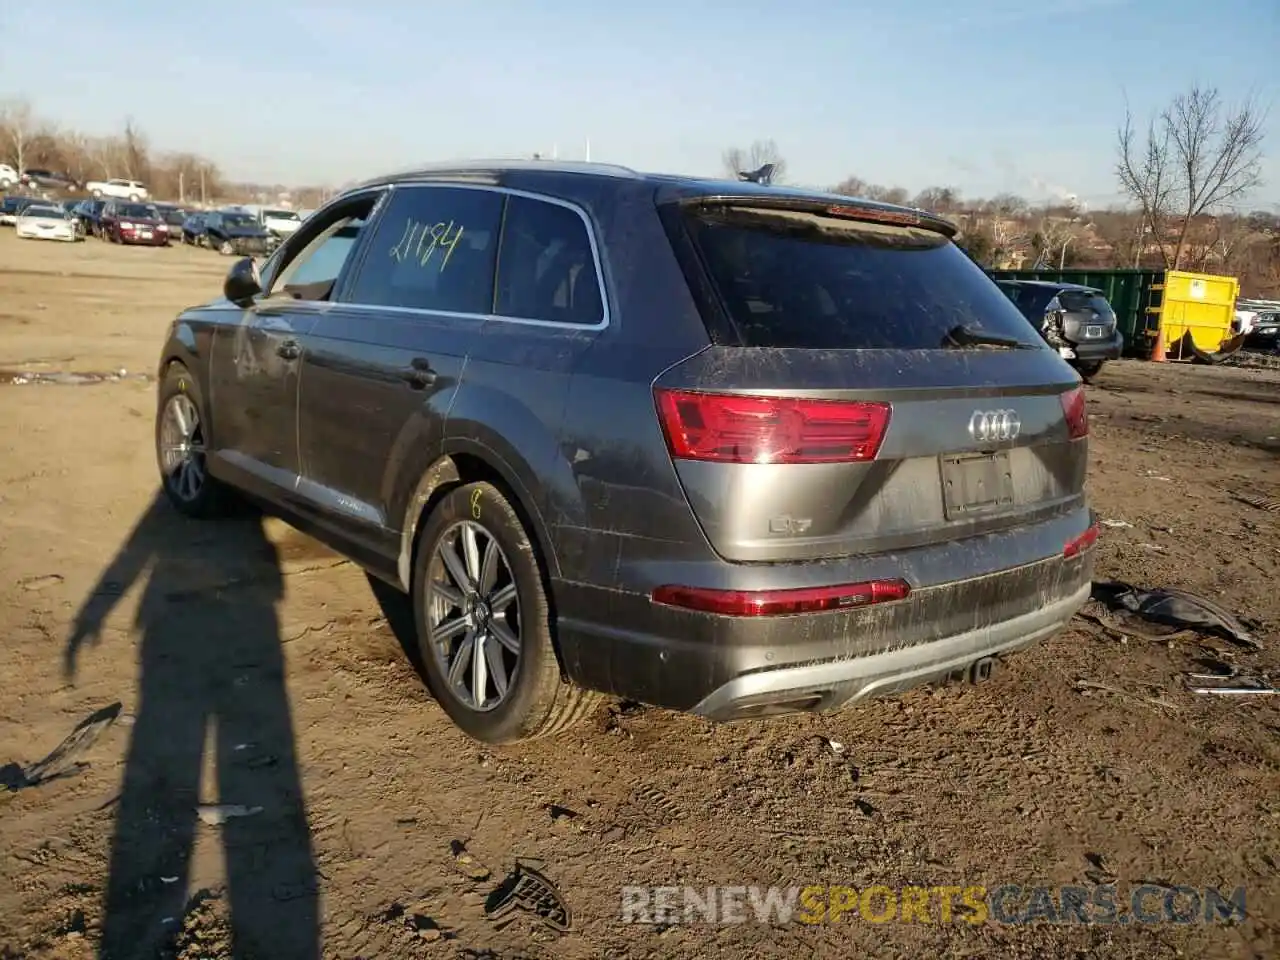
[
  {"left": 940, "top": 451, "right": 1015, "bottom": 520},
  {"left": 1085, "top": 325, "right": 1103, "bottom": 338}
]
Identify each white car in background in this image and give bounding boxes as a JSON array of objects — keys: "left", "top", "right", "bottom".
[
  {"left": 260, "top": 207, "right": 302, "bottom": 237},
  {"left": 85, "top": 178, "right": 149, "bottom": 201},
  {"left": 0, "top": 164, "right": 18, "bottom": 189},
  {"left": 15, "top": 204, "right": 81, "bottom": 242}
]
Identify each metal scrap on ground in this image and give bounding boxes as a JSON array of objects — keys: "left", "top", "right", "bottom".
[
  {"left": 0, "top": 702, "right": 123, "bottom": 791},
  {"left": 1089, "top": 581, "right": 1261, "bottom": 650},
  {"left": 1229, "top": 490, "right": 1280, "bottom": 513}
]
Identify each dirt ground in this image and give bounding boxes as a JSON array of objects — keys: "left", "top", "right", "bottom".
[{"left": 1, "top": 230, "right": 1277, "bottom": 960}]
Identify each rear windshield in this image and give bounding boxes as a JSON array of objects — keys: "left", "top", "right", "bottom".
[
  {"left": 1058, "top": 290, "right": 1114, "bottom": 316},
  {"left": 683, "top": 205, "right": 1041, "bottom": 349},
  {"left": 118, "top": 204, "right": 157, "bottom": 219}
]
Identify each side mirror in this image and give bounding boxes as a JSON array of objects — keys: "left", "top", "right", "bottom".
[{"left": 223, "top": 257, "right": 262, "bottom": 307}]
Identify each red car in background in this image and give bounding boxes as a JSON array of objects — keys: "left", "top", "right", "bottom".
[{"left": 99, "top": 200, "right": 170, "bottom": 246}]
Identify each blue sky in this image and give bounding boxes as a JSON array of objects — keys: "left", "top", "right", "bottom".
[{"left": 1, "top": 0, "right": 1276, "bottom": 207}]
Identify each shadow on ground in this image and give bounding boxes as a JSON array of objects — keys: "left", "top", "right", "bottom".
[{"left": 65, "top": 492, "right": 319, "bottom": 959}]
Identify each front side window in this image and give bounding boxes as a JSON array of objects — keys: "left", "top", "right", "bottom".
[
  {"left": 266, "top": 192, "right": 383, "bottom": 301},
  {"left": 343, "top": 186, "right": 503, "bottom": 315},
  {"left": 495, "top": 195, "right": 604, "bottom": 326}
]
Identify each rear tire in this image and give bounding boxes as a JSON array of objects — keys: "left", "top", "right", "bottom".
[
  {"left": 155, "top": 363, "right": 237, "bottom": 519},
  {"left": 411, "top": 482, "right": 598, "bottom": 744},
  {"left": 1073, "top": 360, "right": 1105, "bottom": 382}
]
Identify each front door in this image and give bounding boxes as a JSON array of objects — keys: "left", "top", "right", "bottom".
[
  {"left": 294, "top": 184, "right": 506, "bottom": 574},
  {"left": 206, "top": 192, "right": 385, "bottom": 506}
]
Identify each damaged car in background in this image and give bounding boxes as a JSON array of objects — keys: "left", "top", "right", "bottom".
[
  {"left": 995, "top": 279, "right": 1123, "bottom": 381},
  {"left": 200, "top": 209, "right": 278, "bottom": 256}
]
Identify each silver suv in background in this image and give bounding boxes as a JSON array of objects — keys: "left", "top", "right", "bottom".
[
  {"left": 996, "top": 279, "right": 1124, "bottom": 380},
  {"left": 153, "top": 161, "right": 1097, "bottom": 744}
]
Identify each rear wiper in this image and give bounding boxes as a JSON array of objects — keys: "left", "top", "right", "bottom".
[{"left": 942, "top": 324, "right": 1034, "bottom": 350}]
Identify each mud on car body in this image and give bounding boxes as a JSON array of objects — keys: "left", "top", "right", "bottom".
[{"left": 153, "top": 161, "right": 1097, "bottom": 744}]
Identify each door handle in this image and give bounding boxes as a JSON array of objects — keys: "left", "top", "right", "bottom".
[
  {"left": 402, "top": 357, "right": 437, "bottom": 389},
  {"left": 276, "top": 339, "right": 301, "bottom": 360}
]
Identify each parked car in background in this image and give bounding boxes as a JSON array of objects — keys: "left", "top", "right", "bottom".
[
  {"left": 181, "top": 212, "right": 208, "bottom": 245},
  {"left": 153, "top": 160, "right": 1096, "bottom": 744},
  {"left": 152, "top": 202, "right": 190, "bottom": 236},
  {"left": 258, "top": 207, "right": 302, "bottom": 238},
  {"left": 99, "top": 200, "right": 169, "bottom": 246},
  {"left": 1244, "top": 312, "right": 1279, "bottom": 352},
  {"left": 71, "top": 198, "right": 108, "bottom": 236},
  {"left": 15, "top": 203, "right": 81, "bottom": 242},
  {"left": 994, "top": 279, "right": 1123, "bottom": 381},
  {"left": 202, "top": 209, "right": 276, "bottom": 255},
  {"left": 0, "top": 164, "right": 18, "bottom": 190},
  {"left": 85, "top": 178, "right": 149, "bottom": 201},
  {"left": 0, "top": 194, "right": 39, "bottom": 225},
  {"left": 21, "top": 168, "right": 78, "bottom": 191}
]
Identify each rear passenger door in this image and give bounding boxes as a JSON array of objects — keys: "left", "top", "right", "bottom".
[
  {"left": 294, "top": 184, "right": 505, "bottom": 574},
  {"left": 452, "top": 192, "right": 610, "bottom": 548}
]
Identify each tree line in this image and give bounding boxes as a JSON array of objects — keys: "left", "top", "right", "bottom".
[{"left": 0, "top": 98, "right": 330, "bottom": 208}]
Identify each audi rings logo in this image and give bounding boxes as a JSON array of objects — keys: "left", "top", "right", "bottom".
[{"left": 968, "top": 409, "right": 1021, "bottom": 443}]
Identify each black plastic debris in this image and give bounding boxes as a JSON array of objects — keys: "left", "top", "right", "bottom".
[
  {"left": 1090, "top": 581, "right": 1261, "bottom": 650},
  {"left": 485, "top": 863, "right": 571, "bottom": 933},
  {"left": 1, "top": 702, "right": 123, "bottom": 791}
]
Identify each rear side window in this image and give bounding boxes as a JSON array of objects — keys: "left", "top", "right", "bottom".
[
  {"left": 683, "top": 206, "right": 1042, "bottom": 349},
  {"left": 1008, "top": 284, "right": 1057, "bottom": 318},
  {"left": 495, "top": 196, "right": 604, "bottom": 326},
  {"left": 345, "top": 186, "right": 503, "bottom": 314}
]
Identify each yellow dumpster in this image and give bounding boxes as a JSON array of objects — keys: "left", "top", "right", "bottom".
[{"left": 1151, "top": 271, "right": 1240, "bottom": 361}]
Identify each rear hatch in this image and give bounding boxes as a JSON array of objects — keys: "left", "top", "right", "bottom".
[
  {"left": 654, "top": 197, "right": 1089, "bottom": 563},
  {"left": 1056, "top": 288, "right": 1117, "bottom": 342}
]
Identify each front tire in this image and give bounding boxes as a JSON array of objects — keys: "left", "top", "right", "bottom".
[
  {"left": 411, "top": 482, "right": 597, "bottom": 744},
  {"left": 155, "top": 363, "right": 236, "bottom": 518},
  {"left": 218, "top": 239, "right": 234, "bottom": 256}
]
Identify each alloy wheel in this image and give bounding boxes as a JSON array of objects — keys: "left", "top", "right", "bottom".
[
  {"left": 158, "top": 393, "right": 206, "bottom": 502},
  {"left": 426, "top": 521, "right": 522, "bottom": 712}
]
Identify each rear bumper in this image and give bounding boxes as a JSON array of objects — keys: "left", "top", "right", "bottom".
[
  {"left": 1069, "top": 331, "right": 1123, "bottom": 361},
  {"left": 555, "top": 523, "right": 1095, "bottom": 716},
  {"left": 120, "top": 233, "right": 168, "bottom": 246},
  {"left": 690, "top": 578, "right": 1088, "bottom": 719}
]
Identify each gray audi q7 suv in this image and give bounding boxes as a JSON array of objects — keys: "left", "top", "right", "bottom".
[{"left": 154, "top": 160, "right": 1097, "bottom": 744}]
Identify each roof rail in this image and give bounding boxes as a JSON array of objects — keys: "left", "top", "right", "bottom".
[{"left": 361, "top": 158, "right": 642, "bottom": 187}]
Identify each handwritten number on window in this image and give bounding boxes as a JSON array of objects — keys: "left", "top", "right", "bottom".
[{"left": 389, "top": 218, "right": 465, "bottom": 272}]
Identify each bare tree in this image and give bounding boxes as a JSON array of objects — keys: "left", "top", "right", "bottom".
[
  {"left": 986, "top": 193, "right": 1028, "bottom": 217},
  {"left": 121, "top": 118, "right": 152, "bottom": 181},
  {"left": 722, "top": 139, "right": 787, "bottom": 183},
  {"left": 0, "top": 98, "right": 40, "bottom": 173},
  {"left": 1030, "top": 210, "right": 1081, "bottom": 269},
  {"left": 832, "top": 175, "right": 869, "bottom": 197},
  {"left": 1117, "top": 85, "right": 1266, "bottom": 269},
  {"left": 912, "top": 186, "right": 961, "bottom": 214}
]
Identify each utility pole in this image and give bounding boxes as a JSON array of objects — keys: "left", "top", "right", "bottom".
[
  {"left": 200, "top": 167, "right": 206, "bottom": 206},
  {"left": 178, "top": 171, "right": 185, "bottom": 204}
]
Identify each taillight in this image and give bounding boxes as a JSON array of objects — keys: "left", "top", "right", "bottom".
[
  {"left": 1060, "top": 385, "right": 1088, "bottom": 439},
  {"left": 1063, "top": 522, "right": 1099, "bottom": 559},
  {"left": 652, "top": 579, "right": 911, "bottom": 616},
  {"left": 654, "top": 389, "right": 891, "bottom": 464}
]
